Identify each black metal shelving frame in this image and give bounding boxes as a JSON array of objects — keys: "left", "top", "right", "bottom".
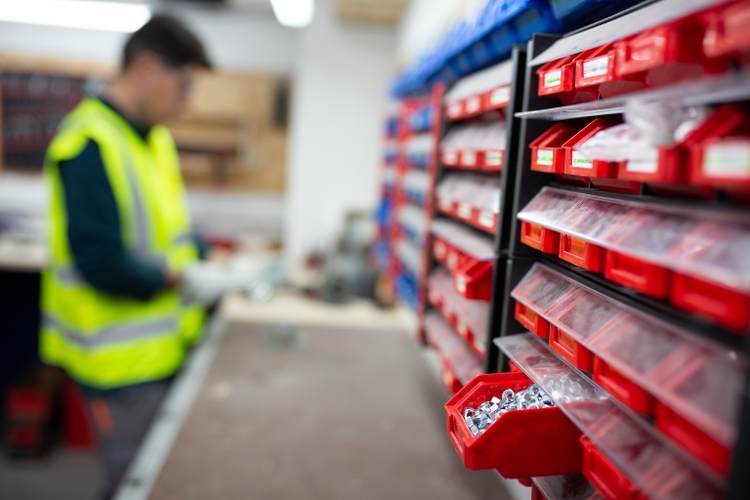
[{"left": 485, "top": 21, "right": 750, "bottom": 500}]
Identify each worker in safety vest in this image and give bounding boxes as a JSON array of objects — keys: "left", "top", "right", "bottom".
[{"left": 41, "top": 15, "right": 226, "bottom": 499}]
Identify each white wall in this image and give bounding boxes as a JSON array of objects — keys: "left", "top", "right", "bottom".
[
  {"left": 0, "top": 6, "right": 296, "bottom": 73},
  {"left": 283, "top": 0, "right": 397, "bottom": 264}
]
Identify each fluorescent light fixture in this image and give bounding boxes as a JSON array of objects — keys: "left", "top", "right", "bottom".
[
  {"left": 0, "top": 0, "right": 151, "bottom": 33},
  {"left": 270, "top": 0, "right": 314, "bottom": 28}
]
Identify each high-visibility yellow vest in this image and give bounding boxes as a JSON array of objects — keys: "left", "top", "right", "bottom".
[{"left": 40, "top": 97, "right": 205, "bottom": 389}]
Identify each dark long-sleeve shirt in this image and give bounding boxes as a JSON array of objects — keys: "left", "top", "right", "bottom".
[{"left": 58, "top": 99, "right": 206, "bottom": 301}]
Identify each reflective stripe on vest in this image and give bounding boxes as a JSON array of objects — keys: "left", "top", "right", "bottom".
[{"left": 43, "top": 314, "right": 177, "bottom": 349}]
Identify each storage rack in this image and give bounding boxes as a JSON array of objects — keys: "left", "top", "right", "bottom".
[
  {"left": 484, "top": 0, "right": 750, "bottom": 498},
  {"left": 376, "top": 0, "right": 750, "bottom": 498}
]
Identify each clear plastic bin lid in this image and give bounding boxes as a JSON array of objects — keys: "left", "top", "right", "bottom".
[
  {"left": 395, "top": 240, "right": 423, "bottom": 276},
  {"left": 428, "top": 268, "right": 490, "bottom": 339},
  {"left": 431, "top": 219, "right": 495, "bottom": 261},
  {"left": 512, "top": 263, "right": 745, "bottom": 447},
  {"left": 436, "top": 173, "right": 501, "bottom": 214},
  {"left": 518, "top": 188, "right": 750, "bottom": 293},
  {"left": 496, "top": 333, "right": 724, "bottom": 500},
  {"left": 441, "top": 122, "right": 507, "bottom": 151},
  {"left": 423, "top": 311, "right": 482, "bottom": 385},
  {"left": 397, "top": 205, "right": 427, "bottom": 236}
]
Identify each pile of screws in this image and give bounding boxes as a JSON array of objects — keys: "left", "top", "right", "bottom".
[{"left": 463, "top": 384, "right": 554, "bottom": 437}]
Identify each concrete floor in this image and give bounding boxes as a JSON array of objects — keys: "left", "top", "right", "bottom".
[
  {"left": 0, "top": 447, "right": 102, "bottom": 500},
  {"left": 149, "top": 323, "right": 511, "bottom": 500}
]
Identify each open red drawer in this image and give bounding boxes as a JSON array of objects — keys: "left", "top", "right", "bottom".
[
  {"left": 521, "top": 221, "right": 560, "bottom": 253},
  {"left": 581, "top": 436, "right": 641, "bottom": 500},
  {"left": 559, "top": 235, "right": 605, "bottom": 272},
  {"left": 702, "top": 0, "right": 750, "bottom": 61},
  {"left": 670, "top": 272, "right": 750, "bottom": 334},
  {"left": 445, "top": 372, "right": 583, "bottom": 477},
  {"left": 604, "top": 251, "right": 671, "bottom": 299},
  {"left": 455, "top": 259, "right": 493, "bottom": 301},
  {"left": 530, "top": 123, "right": 578, "bottom": 173}
]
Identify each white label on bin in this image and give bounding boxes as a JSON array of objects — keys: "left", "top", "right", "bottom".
[
  {"left": 447, "top": 102, "right": 462, "bottom": 117},
  {"left": 457, "top": 321, "right": 468, "bottom": 336},
  {"left": 466, "top": 96, "right": 481, "bottom": 113},
  {"left": 485, "top": 150, "right": 503, "bottom": 166},
  {"left": 457, "top": 202, "right": 472, "bottom": 219},
  {"left": 583, "top": 56, "right": 609, "bottom": 78},
  {"left": 461, "top": 151, "right": 477, "bottom": 166},
  {"left": 536, "top": 149, "right": 554, "bottom": 166},
  {"left": 438, "top": 197, "right": 453, "bottom": 210},
  {"left": 443, "top": 150, "right": 458, "bottom": 165},
  {"left": 478, "top": 211, "right": 495, "bottom": 228},
  {"left": 571, "top": 151, "right": 593, "bottom": 169},
  {"left": 626, "top": 147, "right": 659, "bottom": 173},
  {"left": 703, "top": 141, "right": 750, "bottom": 178},
  {"left": 447, "top": 252, "right": 458, "bottom": 269},
  {"left": 544, "top": 69, "right": 562, "bottom": 88},
  {"left": 490, "top": 86, "right": 510, "bottom": 106},
  {"left": 456, "top": 275, "right": 467, "bottom": 294},
  {"left": 474, "top": 336, "right": 485, "bottom": 352}
]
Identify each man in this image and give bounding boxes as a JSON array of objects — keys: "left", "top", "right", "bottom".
[{"left": 40, "top": 15, "right": 216, "bottom": 498}]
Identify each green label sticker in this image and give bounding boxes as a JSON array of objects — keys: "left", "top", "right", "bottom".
[
  {"left": 703, "top": 141, "right": 750, "bottom": 178},
  {"left": 536, "top": 149, "right": 554, "bottom": 166},
  {"left": 544, "top": 70, "right": 562, "bottom": 88},
  {"left": 571, "top": 151, "right": 593, "bottom": 169},
  {"left": 486, "top": 151, "right": 502, "bottom": 166}
]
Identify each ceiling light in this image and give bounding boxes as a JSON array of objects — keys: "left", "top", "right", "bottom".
[
  {"left": 270, "top": 0, "right": 315, "bottom": 28},
  {"left": 0, "top": 0, "right": 151, "bottom": 33}
]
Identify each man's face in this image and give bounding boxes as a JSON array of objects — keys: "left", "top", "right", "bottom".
[{"left": 133, "top": 53, "right": 197, "bottom": 125}]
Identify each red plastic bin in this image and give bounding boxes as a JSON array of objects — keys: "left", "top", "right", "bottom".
[
  {"left": 455, "top": 259, "right": 493, "bottom": 301},
  {"left": 575, "top": 43, "right": 647, "bottom": 98},
  {"left": 537, "top": 55, "right": 597, "bottom": 105},
  {"left": 593, "top": 358, "right": 655, "bottom": 416},
  {"left": 670, "top": 272, "right": 750, "bottom": 334},
  {"left": 614, "top": 16, "right": 725, "bottom": 87},
  {"left": 654, "top": 352, "right": 736, "bottom": 475},
  {"left": 559, "top": 235, "right": 605, "bottom": 272},
  {"left": 520, "top": 222, "right": 560, "bottom": 254},
  {"left": 604, "top": 251, "right": 671, "bottom": 299},
  {"left": 549, "top": 325, "right": 594, "bottom": 372},
  {"left": 445, "top": 372, "right": 583, "bottom": 477},
  {"left": 515, "top": 301, "right": 551, "bottom": 339},
  {"left": 563, "top": 119, "right": 619, "bottom": 179},
  {"left": 530, "top": 123, "right": 578, "bottom": 174},
  {"left": 441, "top": 358, "right": 464, "bottom": 395},
  {"left": 581, "top": 436, "right": 641, "bottom": 500},
  {"left": 702, "top": 0, "right": 750, "bottom": 61}
]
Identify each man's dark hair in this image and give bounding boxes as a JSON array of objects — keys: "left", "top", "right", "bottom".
[{"left": 123, "top": 14, "right": 211, "bottom": 71}]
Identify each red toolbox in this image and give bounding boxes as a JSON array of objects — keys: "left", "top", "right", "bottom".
[
  {"left": 654, "top": 350, "right": 740, "bottom": 475},
  {"left": 455, "top": 258, "right": 493, "bottom": 301},
  {"left": 521, "top": 222, "right": 560, "bottom": 253},
  {"left": 530, "top": 123, "right": 578, "bottom": 174},
  {"left": 445, "top": 372, "right": 583, "bottom": 477},
  {"left": 702, "top": 0, "right": 750, "bottom": 62}
]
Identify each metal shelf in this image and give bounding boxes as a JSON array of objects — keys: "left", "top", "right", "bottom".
[
  {"left": 495, "top": 333, "right": 726, "bottom": 499},
  {"left": 515, "top": 70, "right": 750, "bottom": 121}
]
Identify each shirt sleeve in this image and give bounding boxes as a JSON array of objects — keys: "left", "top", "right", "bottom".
[{"left": 58, "top": 139, "right": 167, "bottom": 301}]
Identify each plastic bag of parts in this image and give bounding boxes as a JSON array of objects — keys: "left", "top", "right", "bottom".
[
  {"left": 577, "top": 103, "right": 711, "bottom": 162},
  {"left": 441, "top": 122, "right": 507, "bottom": 151}
]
